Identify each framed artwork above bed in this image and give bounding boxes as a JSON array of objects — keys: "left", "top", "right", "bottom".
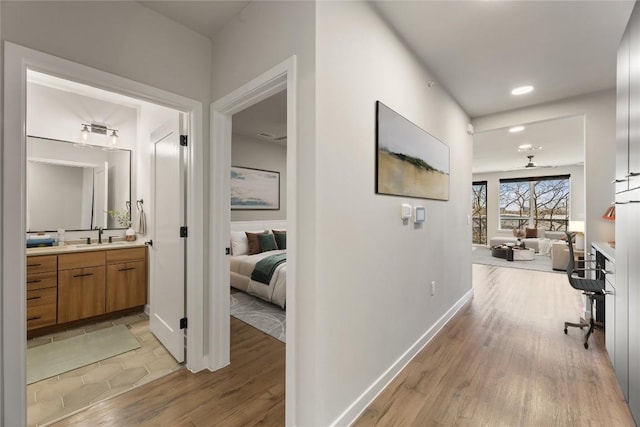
[{"left": 231, "top": 166, "right": 280, "bottom": 210}]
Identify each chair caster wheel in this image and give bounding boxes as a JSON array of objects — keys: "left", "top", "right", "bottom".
[
  {"left": 584, "top": 342, "right": 589, "bottom": 349},
  {"left": 564, "top": 328, "right": 568, "bottom": 334}
]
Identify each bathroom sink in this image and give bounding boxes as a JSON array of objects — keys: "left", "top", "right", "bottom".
[{"left": 72, "top": 242, "right": 128, "bottom": 248}]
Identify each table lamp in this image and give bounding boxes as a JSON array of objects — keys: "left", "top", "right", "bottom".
[{"left": 569, "top": 220, "right": 585, "bottom": 250}]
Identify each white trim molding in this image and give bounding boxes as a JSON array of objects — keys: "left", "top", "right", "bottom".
[
  {"left": 2, "top": 42, "right": 206, "bottom": 426},
  {"left": 209, "top": 55, "right": 297, "bottom": 425},
  {"left": 331, "top": 288, "right": 475, "bottom": 427}
]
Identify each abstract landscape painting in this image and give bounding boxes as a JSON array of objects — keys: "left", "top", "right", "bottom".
[
  {"left": 231, "top": 166, "right": 280, "bottom": 210},
  {"left": 376, "top": 101, "right": 450, "bottom": 201}
]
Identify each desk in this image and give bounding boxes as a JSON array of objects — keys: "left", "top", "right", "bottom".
[{"left": 592, "top": 242, "right": 615, "bottom": 361}]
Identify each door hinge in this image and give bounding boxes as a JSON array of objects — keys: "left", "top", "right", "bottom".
[
  {"left": 180, "top": 135, "right": 188, "bottom": 146},
  {"left": 225, "top": 247, "right": 231, "bottom": 255},
  {"left": 180, "top": 226, "right": 188, "bottom": 237},
  {"left": 180, "top": 317, "right": 188, "bottom": 329}
]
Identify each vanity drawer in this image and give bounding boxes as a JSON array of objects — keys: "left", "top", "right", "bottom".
[
  {"left": 26, "top": 271, "right": 57, "bottom": 291},
  {"left": 27, "top": 302, "right": 57, "bottom": 330},
  {"left": 58, "top": 251, "right": 105, "bottom": 270},
  {"left": 27, "top": 287, "right": 57, "bottom": 307},
  {"left": 106, "top": 247, "right": 146, "bottom": 264},
  {"left": 26, "top": 255, "right": 57, "bottom": 274}
]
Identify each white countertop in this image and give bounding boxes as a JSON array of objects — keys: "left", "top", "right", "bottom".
[
  {"left": 26, "top": 240, "right": 146, "bottom": 256},
  {"left": 592, "top": 241, "right": 615, "bottom": 262}
]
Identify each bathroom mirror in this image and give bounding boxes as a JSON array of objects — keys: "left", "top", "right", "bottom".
[{"left": 26, "top": 136, "right": 131, "bottom": 232}]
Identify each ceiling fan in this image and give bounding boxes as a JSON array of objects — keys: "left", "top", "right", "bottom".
[{"left": 524, "top": 155, "right": 537, "bottom": 168}]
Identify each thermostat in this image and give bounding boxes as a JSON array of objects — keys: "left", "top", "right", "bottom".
[{"left": 414, "top": 206, "right": 426, "bottom": 223}]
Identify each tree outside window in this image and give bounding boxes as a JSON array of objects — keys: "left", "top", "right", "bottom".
[
  {"left": 499, "top": 175, "right": 570, "bottom": 231},
  {"left": 472, "top": 181, "right": 487, "bottom": 244}
]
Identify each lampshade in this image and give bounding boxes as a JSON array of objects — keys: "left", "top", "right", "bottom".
[
  {"left": 569, "top": 220, "right": 585, "bottom": 233},
  {"left": 602, "top": 205, "right": 616, "bottom": 221}
]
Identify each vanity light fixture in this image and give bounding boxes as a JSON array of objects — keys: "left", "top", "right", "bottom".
[
  {"left": 511, "top": 85, "right": 534, "bottom": 95},
  {"left": 80, "top": 123, "right": 119, "bottom": 146},
  {"left": 509, "top": 125, "right": 525, "bottom": 133}
]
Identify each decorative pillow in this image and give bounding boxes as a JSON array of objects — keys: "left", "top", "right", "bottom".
[
  {"left": 273, "top": 230, "right": 286, "bottom": 250},
  {"left": 537, "top": 228, "right": 546, "bottom": 239},
  {"left": 230, "top": 231, "right": 249, "bottom": 256},
  {"left": 525, "top": 227, "right": 537, "bottom": 238},
  {"left": 246, "top": 231, "right": 268, "bottom": 255},
  {"left": 512, "top": 228, "right": 525, "bottom": 238},
  {"left": 258, "top": 233, "right": 278, "bottom": 252}
]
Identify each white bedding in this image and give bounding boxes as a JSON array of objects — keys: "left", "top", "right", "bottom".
[{"left": 230, "top": 249, "right": 287, "bottom": 309}]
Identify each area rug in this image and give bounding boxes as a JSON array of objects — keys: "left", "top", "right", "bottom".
[
  {"left": 231, "top": 292, "right": 286, "bottom": 343},
  {"left": 26, "top": 324, "right": 140, "bottom": 384},
  {"left": 472, "top": 246, "right": 562, "bottom": 274}
]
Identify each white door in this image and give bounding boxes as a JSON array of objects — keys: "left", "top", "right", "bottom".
[{"left": 149, "top": 118, "right": 185, "bottom": 363}]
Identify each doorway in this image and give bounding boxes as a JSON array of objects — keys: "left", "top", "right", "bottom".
[
  {"left": 2, "top": 42, "right": 206, "bottom": 426},
  {"left": 209, "top": 56, "right": 297, "bottom": 420}
]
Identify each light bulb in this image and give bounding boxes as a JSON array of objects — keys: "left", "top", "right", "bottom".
[
  {"left": 110, "top": 130, "right": 118, "bottom": 146},
  {"left": 81, "top": 125, "right": 90, "bottom": 141}
]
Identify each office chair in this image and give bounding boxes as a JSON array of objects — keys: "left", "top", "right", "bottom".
[{"left": 562, "top": 231, "right": 605, "bottom": 349}]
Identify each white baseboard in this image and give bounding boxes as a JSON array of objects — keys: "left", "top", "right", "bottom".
[{"left": 332, "top": 287, "right": 475, "bottom": 427}]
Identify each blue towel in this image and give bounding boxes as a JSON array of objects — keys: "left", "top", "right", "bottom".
[{"left": 27, "top": 238, "right": 55, "bottom": 248}]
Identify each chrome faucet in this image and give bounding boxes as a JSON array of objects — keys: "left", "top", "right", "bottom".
[{"left": 98, "top": 227, "right": 103, "bottom": 244}]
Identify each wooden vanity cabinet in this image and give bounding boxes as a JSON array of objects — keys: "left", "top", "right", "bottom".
[
  {"left": 57, "top": 251, "right": 106, "bottom": 323},
  {"left": 26, "top": 255, "right": 57, "bottom": 330},
  {"left": 27, "top": 246, "right": 148, "bottom": 335},
  {"left": 106, "top": 247, "right": 147, "bottom": 312}
]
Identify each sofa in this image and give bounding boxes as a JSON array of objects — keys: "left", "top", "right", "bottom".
[{"left": 488, "top": 228, "right": 565, "bottom": 253}]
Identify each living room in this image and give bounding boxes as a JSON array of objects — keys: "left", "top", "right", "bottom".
[
  {"left": 471, "top": 112, "right": 592, "bottom": 272},
  {"left": 471, "top": 90, "right": 616, "bottom": 273}
]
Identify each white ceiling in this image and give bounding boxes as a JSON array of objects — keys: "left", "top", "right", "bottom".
[
  {"left": 233, "top": 90, "right": 287, "bottom": 145},
  {"left": 139, "top": 1, "right": 250, "bottom": 39},
  {"left": 372, "top": 1, "right": 634, "bottom": 118},
  {"left": 472, "top": 115, "right": 584, "bottom": 174}
]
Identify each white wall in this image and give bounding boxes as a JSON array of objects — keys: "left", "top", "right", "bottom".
[
  {"left": 315, "top": 2, "right": 473, "bottom": 424},
  {"left": 211, "top": 2, "right": 316, "bottom": 424},
  {"left": 473, "top": 165, "right": 585, "bottom": 242},
  {"left": 27, "top": 83, "right": 137, "bottom": 150},
  {"left": 472, "top": 90, "right": 616, "bottom": 250},
  {"left": 231, "top": 134, "right": 287, "bottom": 222}
]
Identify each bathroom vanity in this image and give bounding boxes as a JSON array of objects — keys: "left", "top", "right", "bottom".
[{"left": 26, "top": 242, "right": 147, "bottom": 337}]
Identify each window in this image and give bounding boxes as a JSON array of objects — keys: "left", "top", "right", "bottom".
[
  {"left": 499, "top": 175, "right": 570, "bottom": 231},
  {"left": 472, "top": 181, "right": 487, "bottom": 244}
]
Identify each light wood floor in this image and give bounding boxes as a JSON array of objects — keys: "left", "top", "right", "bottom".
[
  {"left": 355, "top": 265, "right": 634, "bottom": 426},
  {"left": 52, "top": 265, "right": 634, "bottom": 426},
  {"left": 51, "top": 317, "right": 285, "bottom": 426}
]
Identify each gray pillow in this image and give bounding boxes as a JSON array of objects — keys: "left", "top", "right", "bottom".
[
  {"left": 258, "top": 233, "right": 278, "bottom": 252},
  {"left": 273, "top": 230, "right": 286, "bottom": 250}
]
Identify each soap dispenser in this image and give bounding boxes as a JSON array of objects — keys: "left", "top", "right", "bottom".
[{"left": 57, "top": 228, "right": 65, "bottom": 246}]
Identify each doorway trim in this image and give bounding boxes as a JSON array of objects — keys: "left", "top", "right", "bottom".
[
  {"left": 209, "top": 56, "right": 297, "bottom": 424},
  {"left": 2, "top": 41, "right": 206, "bottom": 426}
]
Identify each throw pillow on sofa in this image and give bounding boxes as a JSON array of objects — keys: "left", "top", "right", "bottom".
[{"left": 525, "top": 227, "right": 537, "bottom": 238}]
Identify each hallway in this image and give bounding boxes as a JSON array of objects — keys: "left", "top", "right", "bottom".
[{"left": 356, "top": 264, "right": 633, "bottom": 425}]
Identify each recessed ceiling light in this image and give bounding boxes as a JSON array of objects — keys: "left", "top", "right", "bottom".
[
  {"left": 511, "top": 85, "right": 534, "bottom": 95},
  {"left": 518, "top": 144, "right": 542, "bottom": 152},
  {"left": 509, "top": 126, "right": 525, "bottom": 133}
]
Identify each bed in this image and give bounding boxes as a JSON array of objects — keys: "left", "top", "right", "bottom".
[{"left": 230, "top": 220, "right": 287, "bottom": 309}]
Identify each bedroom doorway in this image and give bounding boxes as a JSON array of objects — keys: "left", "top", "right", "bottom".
[
  {"left": 209, "top": 57, "right": 297, "bottom": 419},
  {"left": 229, "top": 89, "right": 287, "bottom": 341}
]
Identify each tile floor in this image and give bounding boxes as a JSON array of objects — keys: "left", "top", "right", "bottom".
[{"left": 27, "top": 312, "right": 183, "bottom": 427}]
